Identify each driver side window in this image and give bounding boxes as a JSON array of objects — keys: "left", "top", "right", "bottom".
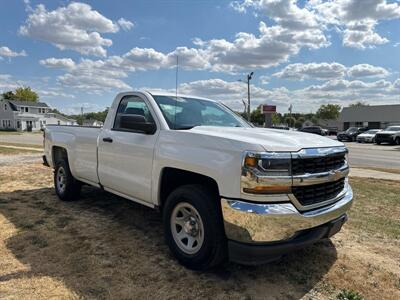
[{"left": 114, "top": 95, "right": 154, "bottom": 130}]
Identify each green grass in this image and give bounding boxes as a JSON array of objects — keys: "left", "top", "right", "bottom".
[{"left": 349, "top": 178, "right": 400, "bottom": 239}]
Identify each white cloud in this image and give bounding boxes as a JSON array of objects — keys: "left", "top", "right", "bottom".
[
  {"left": 232, "top": 0, "right": 400, "bottom": 49},
  {"left": 117, "top": 18, "right": 134, "bottom": 31},
  {"left": 347, "top": 64, "right": 389, "bottom": 78},
  {"left": 0, "top": 46, "right": 27, "bottom": 59},
  {"left": 273, "top": 62, "right": 390, "bottom": 80},
  {"left": 39, "top": 58, "right": 76, "bottom": 69},
  {"left": 311, "top": 0, "right": 400, "bottom": 48},
  {"left": 259, "top": 75, "right": 270, "bottom": 84},
  {"left": 342, "top": 20, "right": 388, "bottom": 49},
  {"left": 19, "top": 2, "right": 120, "bottom": 57},
  {"left": 273, "top": 62, "right": 347, "bottom": 80},
  {"left": 38, "top": 89, "right": 75, "bottom": 99},
  {"left": 0, "top": 74, "right": 21, "bottom": 92}
]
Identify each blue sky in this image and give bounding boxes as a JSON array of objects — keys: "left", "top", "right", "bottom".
[{"left": 1, "top": 0, "right": 400, "bottom": 114}]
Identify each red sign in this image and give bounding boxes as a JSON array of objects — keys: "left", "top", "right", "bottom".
[{"left": 262, "top": 105, "right": 276, "bottom": 113}]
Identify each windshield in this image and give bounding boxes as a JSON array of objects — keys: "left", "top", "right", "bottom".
[
  {"left": 385, "top": 126, "right": 400, "bottom": 132},
  {"left": 365, "top": 130, "right": 380, "bottom": 134},
  {"left": 346, "top": 127, "right": 358, "bottom": 133},
  {"left": 152, "top": 95, "right": 250, "bottom": 130}
]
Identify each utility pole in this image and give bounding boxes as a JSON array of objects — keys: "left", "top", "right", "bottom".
[
  {"left": 238, "top": 72, "right": 254, "bottom": 122},
  {"left": 288, "top": 104, "right": 293, "bottom": 128},
  {"left": 241, "top": 99, "right": 247, "bottom": 115}
]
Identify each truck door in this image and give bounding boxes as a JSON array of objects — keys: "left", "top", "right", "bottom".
[{"left": 97, "top": 94, "right": 159, "bottom": 204}]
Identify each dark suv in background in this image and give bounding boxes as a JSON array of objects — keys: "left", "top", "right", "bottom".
[
  {"left": 337, "top": 127, "right": 369, "bottom": 142},
  {"left": 298, "top": 126, "right": 326, "bottom": 135}
]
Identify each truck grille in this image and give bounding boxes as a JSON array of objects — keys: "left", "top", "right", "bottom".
[
  {"left": 291, "top": 153, "right": 346, "bottom": 175},
  {"left": 292, "top": 178, "right": 345, "bottom": 206}
]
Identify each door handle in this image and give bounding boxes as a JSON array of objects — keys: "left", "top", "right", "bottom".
[{"left": 102, "top": 137, "right": 113, "bottom": 143}]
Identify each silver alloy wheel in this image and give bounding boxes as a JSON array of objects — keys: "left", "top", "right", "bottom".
[
  {"left": 56, "top": 166, "right": 66, "bottom": 194},
  {"left": 171, "top": 202, "right": 204, "bottom": 255}
]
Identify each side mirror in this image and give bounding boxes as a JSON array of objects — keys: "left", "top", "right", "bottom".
[{"left": 119, "top": 114, "right": 156, "bottom": 134}]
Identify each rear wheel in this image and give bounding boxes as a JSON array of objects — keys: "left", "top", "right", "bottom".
[
  {"left": 163, "top": 184, "right": 227, "bottom": 270},
  {"left": 54, "top": 160, "right": 81, "bottom": 201}
]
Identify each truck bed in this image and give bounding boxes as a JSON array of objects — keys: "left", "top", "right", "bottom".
[{"left": 45, "top": 125, "right": 102, "bottom": 185}]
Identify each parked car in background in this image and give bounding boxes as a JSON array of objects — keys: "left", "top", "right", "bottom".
[
  {"left": 374, "top": 126, "right": 400, "bottom": 145},
  {"left": 356, "top": 129, "right": 381, "bottom": 143},
  {"left": 327, "top": 127, "right": 338, "bottom": 136},
  {"left": 271, "top": 125, "right": 289, "bottom": 130},
  {"left": 298, "top": 126, "right": 325, "bottom": 135},
  {"left": 337, "top": 127, "right": 368, "bottom": 142}
]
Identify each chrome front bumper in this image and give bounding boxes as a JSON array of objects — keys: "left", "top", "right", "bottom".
[{"left": 221, "top": 184, "right": 353, "bottom": 244}]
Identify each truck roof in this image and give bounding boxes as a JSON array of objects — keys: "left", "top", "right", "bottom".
[{"left": 144, "top": 90, "right": 217, "bottom": 103}]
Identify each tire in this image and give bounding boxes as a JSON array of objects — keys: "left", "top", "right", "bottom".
[
  {"left": 54, "top": 160, "right": 81, "bottom": 201},
  {"left": 163, "top": 184, "right": 227, "bottom": 270},
  {"left": 376, "top": 141, "right": 381, "bottom": 145},
  {"left": 395, "top": 137, "right": 400, "bottom": 145}
]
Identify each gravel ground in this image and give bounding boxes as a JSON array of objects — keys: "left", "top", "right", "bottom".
[{"left": 0, "top": 154, "right": 42, "bottom": 166}]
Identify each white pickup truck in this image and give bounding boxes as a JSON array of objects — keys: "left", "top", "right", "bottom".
[{"left": 43, "top": 91, "right": 353, "bottom": 269}]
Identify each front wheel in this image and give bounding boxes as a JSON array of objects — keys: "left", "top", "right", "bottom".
[
  {"left": 163, "top": 185, "right": 227, "bottom": 270},
  {"left": 54, "top": 160, "right": 81, "bottom": 201}
]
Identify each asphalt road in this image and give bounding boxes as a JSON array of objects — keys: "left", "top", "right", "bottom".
[
  {"left": 1, "top": 133, "right": 399, "bottom": 170},
  {"left": 0, "top": 133, "right": 43, "bottom": 145},
  {"left": 344, "top": 142, "right": 400, "bottom": 169}
]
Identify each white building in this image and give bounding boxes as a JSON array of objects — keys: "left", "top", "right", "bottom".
[{"left": 0, "top": 99, "right": 77, "bottom": 131}]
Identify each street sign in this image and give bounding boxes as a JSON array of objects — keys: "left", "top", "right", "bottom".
[{"left": 262, "top": 105, "right": 276, "bottom": 113}]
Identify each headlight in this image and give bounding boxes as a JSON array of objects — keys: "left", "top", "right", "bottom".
[
  {"left": 242, "top": 152, "right": 291, "bottom": 194},
  {"left": 244, "top": 152, "right": 291, "bottom": 176}
]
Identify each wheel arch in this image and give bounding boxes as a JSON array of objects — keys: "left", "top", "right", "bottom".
[
  {"left": 52, "top": 146, "right": 69, "bottom": 166},
  {"left": 158, "top": 167, "right": 220, "bottom": 209}
]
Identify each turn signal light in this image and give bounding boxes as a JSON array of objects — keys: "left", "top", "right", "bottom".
[
  {"left": 243, "top": 185, "right": 291, "bottom": 194},
  {"left": 244, "top": 156, "right": 257, "bottom": 168}
]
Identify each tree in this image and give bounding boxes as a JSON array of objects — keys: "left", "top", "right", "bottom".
[
  {"left": 284, "top": 116, "right": 296, "bottom": 127},
  {"left": 14, "top": 87, "right": 39, "bottom": 102},
  {"left": 349, "top": 101, "right": 369, "bottom": 107},
  {"left": 250, "top": 106, "right": 264, "bottom": 125},
  {"left": 316, "top": 104, "right": 341, "bottom": 120},
  {"left": 272, "top": 113, "right": 282, "bottom": 125},
  {"left": 2, "top": 91, "right": 15, "bottom": 100},
  {"left": 2, "top": 87, "right": 39, "bottom": 102}
]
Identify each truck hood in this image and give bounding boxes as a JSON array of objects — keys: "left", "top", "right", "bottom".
[{"left": 189, "top": 126, "right": 343, "bottom": 152}]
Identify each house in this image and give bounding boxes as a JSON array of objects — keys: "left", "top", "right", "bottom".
[
  {"left": 339, "top": 104, "right": 400, "bottom": 130},
  {"left": 0, "top": 98, "right": 77, "bottom": 131}
]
